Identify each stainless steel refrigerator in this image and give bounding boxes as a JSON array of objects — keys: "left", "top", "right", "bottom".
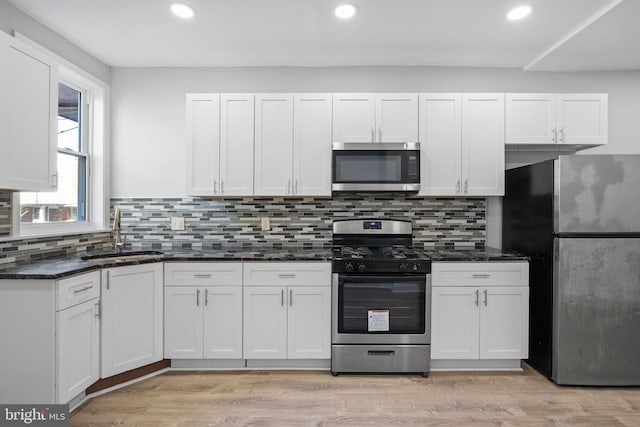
[{"left": 503, "top": 154, "right": 640, "bottom": 385}]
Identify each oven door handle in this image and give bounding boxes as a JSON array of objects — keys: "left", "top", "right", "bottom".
[{"left": 367, "top": 350, "right": 395, "bottom": 356}]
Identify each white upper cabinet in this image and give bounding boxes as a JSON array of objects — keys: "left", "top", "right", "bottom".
[
  {"left": 462, "top": 93, "right": 505, "bottom": 196},
  {"left": 254, "top": 94, "right": 294, "bottom": 196},
  {"left": 419, "top": 93, "right": 504, "bottom": 196},
  {"left": 293, "top": 94, "right": 332, "bottom": 196},
  {"left": 186, "top": 94, "right": 220, "bottom": 196},
  {"left": 418, "top": 93, "right": 462, "bottom": 196},
  {"left": 557, "top": 94, "right": 608, "bottom": 145},
  {"left": 220, "top": 93, "right": 255, "bottom": 196},
  {"left": 0, "top": 31, "right": 57, "bottom": 191},
  {"left": 333, "top": 93, "right": 418, "bottom": 142},
  {"left": 506, "top": 93, "right": 608, "bottom": 146}
]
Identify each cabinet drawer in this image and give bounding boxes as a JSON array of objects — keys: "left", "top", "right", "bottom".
[
  {"left": 243, "top": 262, "right": 331, "bottom": 286},
  {"left": 164, "top": 262, "right": 242, "bottom": 286},
  {"left": 432, "top": 262, "right": 529, "bottom": 287},
  {"left": 56, "top": 271, "right": 101, "bottom": 310}
]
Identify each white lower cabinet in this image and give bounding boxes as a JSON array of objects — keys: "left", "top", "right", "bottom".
[
  {"left": 243, "top": 262, "right": 331, "bottom": 360},
  {"left": 101, "top": 263, "right": 164, "bottom": 377},
  {"left": 164, "top": 262, "right": 243, "bottom": 359},
  {"left": 57, "top": 297, "right": 100, "bottom": 403},
  {"left": 431, "top": 262, "right": 529, "bottom": 368},
  {"left": 0, "top": 270, "right": 101, "bottom": 404}
]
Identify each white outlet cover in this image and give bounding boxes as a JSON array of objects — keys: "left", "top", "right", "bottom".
[
  {"left": 171, "top": 217, "right": 185, "bottom": 231},
  {"left": 261, "top": 217, "right": 270, "bottom": 231}
]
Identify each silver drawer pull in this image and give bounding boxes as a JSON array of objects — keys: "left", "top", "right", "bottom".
[
  {"left": 472, "top": 273, "right": 491, "bottom": 278},
  {"left": 368, "top": 350, "right": 395, "bottom": 356},
  {"left": 278, "top": 274, "right": 296, "bottom": 278},
  {"left": 73, "top": 285, "right": 93, "bottom": 294},
  {"left": 194, "top": 273, "right": 212, "bottom": 278}
]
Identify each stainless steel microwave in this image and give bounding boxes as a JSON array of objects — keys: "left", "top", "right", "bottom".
[{"left": 332, "top": 142, "right": 420, "bottom": 192}]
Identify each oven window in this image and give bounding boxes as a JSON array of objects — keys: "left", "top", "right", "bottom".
[
  {"left": 338, "top": 276, "right": 425, "bottom": 334},
  {"left": 334, "top": 152, "right": 403, "bottom": 182}
]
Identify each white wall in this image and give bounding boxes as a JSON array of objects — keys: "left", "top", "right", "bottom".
[
  {"left": 111, "top": 66, "right": 640, "bottom": 198},
  {"left": 0, "top": 0, "right": 110, "bottom": 82}
]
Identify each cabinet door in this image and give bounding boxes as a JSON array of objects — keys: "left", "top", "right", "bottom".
[
  {"left": 186, "top": 94, "right": 220, "bottom": 196},
  {"left": 461, "top": 93, "right": 505, "bottom": 196},
  {"left": 164, "top": 286, "right": 203, "bottom": 359},
  {"left": 505, "top": 94, "right": 556, "bottom": 145},
  {"left": 332, "top": 93, "right": 375, "bottom": 142},
  {"left": 254, "top": 94, "right": 294, "bottom": 196},
  {"left": 418, "top": 94, "right": 462, "bottom": 196},
  {"left": 220, "top": 94, "right": 254, "bottom": 196},
  {"left": 479, "top": 286, "right": 529, "bottom": 359},
  {"left": 203, "top": 286, "right": 243, "bottom": 359},
  {"left": 287, "top": 286, "right": 330, "bottom": 359},
  {"left": 431, "top": 287, "right": 480, "bottom": 359},
  {"left": 557, "top": 94, "right": 608, "bottom": 145},
  {"left": 101, "top": 263, "right": 163, "bottom": 377},
  {"left": 56, "top": 298, "right": 100, "bottom": 403},
  {"left": 375, "top": 93, "right": 418, "bottom": 142},
  {"left": 243, "top": 286, "right": 287, "bottom": 359},
  {"left": 293, "top": 94, "right": 332, "bottom": 196},
  {"left": 0, "top": 32, "right": 57, "bottom": 191}
]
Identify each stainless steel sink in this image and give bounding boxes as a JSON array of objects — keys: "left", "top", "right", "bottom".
[{"left": 81, "top": 250, "right": 163, "bottom": 262}]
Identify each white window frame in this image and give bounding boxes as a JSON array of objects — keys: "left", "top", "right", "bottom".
[{"left": 11, "top": 33, "right": 109, "bottom": 238}]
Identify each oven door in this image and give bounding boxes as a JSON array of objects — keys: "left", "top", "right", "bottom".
[{"left": 332, "top": 273, "right": 431, "bottom": 345}]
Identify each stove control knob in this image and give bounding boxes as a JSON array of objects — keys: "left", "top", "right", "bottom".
[
  {"left": 358, "top": 263, "right": 367, "bottom": 273},
  {"left": 412, "top": 264, "right": 420, "bottom": 272},
  {"left": 399, "top": 263, "right": 409, "bottom": 273},
  {"left": 344, "top": 263, "right": 354, "bottom": 273}
]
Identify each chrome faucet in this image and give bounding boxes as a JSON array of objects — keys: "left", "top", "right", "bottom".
[{"left": 113, "top": 208, "right": 127, "bottom": 253}]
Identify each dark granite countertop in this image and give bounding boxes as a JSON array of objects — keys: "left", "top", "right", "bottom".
[
  {"left": 422, "top": 246, "right": 529, "bottom": 262},
  {"left": 0, "top": 247, "right": 333, "bottom": 280}
]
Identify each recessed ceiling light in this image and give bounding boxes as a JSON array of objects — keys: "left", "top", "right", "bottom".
[
  {"left": 171, "top": 3, "right": 196, "bottom": 19},
  {"left": 507, "top": 5, "right": 532, "bottom": 21},
  {"left": 335, "top": 4, "right": 358, "bottom": 20}
]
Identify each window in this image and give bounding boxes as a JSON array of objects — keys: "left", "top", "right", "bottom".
[{"left": 20, "top": 82, "right": 88, "bottom": 225}]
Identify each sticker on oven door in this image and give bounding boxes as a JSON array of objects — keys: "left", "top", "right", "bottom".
[{"left": 368, "top": 310, "right": 390, "bottom": 332}]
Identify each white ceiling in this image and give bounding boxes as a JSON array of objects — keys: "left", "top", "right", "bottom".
[{"left": 8, "top": 0, "right": 640, "bottom": 71}]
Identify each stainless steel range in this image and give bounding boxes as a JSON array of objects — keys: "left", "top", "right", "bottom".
[{"left": 331, "top": 219, "right": 431, "bottom": 376}]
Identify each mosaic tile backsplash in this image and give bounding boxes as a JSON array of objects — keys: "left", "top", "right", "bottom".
[
  {"left": 0, "top": 231, "right": 112, "bottom": 266},
  {"left": 0, "top": 191, "right": 10, "bottom": 238},
  {"left": 112, "top": 195, "right": 486, "bottom": 250}
]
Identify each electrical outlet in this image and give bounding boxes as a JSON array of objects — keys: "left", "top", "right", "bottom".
[
  {"left": 260, "top": 217, "right": 271, "bottom": 231},
  {"left": 171, "top": 217, "right": 185, "bottom": 231}
]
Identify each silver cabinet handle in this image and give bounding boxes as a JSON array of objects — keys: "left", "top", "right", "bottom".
[
  {"left": 214, "top": 179, "right": 217, "bottom": 195},
  {"left": 73, "top": 285, "right": 93, "bottom": 294},
  {"left": 106, "top": 270, "right": 110, "bottom": 290},
  {"left": 95, "top": 301, "right": 101, "bottom": 319},
  {"left": 221, "top": 179, "right": 224, "bottom": 194},
  {"left": 464, "top": 179, "right": 468, "bottom": 194},
  {"left": 370, "top": 126, "right": 375, "bottom": 142},
  {"left": 472, "top": 273, "right": 491, "bottom": 279},
  {"left": 194, "top": 273, "right": 212, "bottom": 278},
  {"left": 287, "top": 179, "right": 291, "bottom": 195},
  {"left": 295, "top": 180, "right": 298, "bottom": 195},
  {"left": 289, "top": 289, "right": 293, "bottom": 306},
  {"left": 484, "top": 289, "right": 488, "bottom": 306},
  {"left": 196, "top": 289, "right": 200, "bottom": 306},
  {"left": 456, "top": 179, "right": 461, "bottom": 194},
  {"left": 281, "top": 289, "right": 284, "bottom": 307},
  {"left": 205, "top": 289, "right": 209, "bottom": 306},
  {"left": 278, "top": 274, "right": 296, "bottom": 278},
  {"left": 378, "top": 126, "right": 382, "bottom": 142},
  {"left": 52, "top": 173, "right": 58, "bottom": 190},
  {"left": 475, "top": 289, "right": 479, "bottom": 306},
  {"left": 552, "top": 128, "right": 557, "bottom": 143},
  {"left": 559, "top": 128, "right": 565, "bottom": 143}
]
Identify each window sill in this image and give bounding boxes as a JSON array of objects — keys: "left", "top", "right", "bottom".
[{"left": 0, "top": 226, "right": 111, "bottom": 242}]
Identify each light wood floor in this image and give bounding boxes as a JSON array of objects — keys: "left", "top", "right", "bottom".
[{"left": 71, "top": 365, "right": 640, "bottom": 426}]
